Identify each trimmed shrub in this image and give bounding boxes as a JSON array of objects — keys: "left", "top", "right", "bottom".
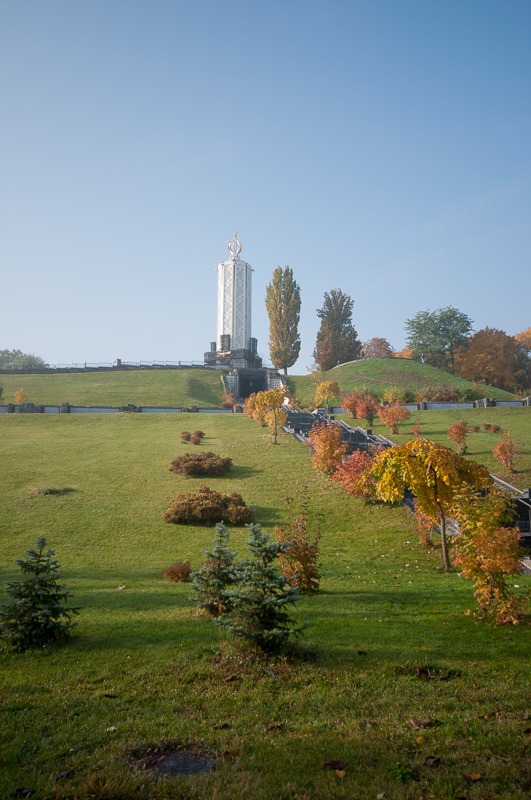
[
  {"left": 0, "top": 538, "right": 80, "bottom": 652},
  {"left": 169, "top": 452, "right": 233, "bottom": 477},
  {"left": 163, "top": 561, "right": 192, "bottom": 582},
  {"left": 191, "top": 433, "right": 202, "bottom": 445},
  {"left": 164, "top": 485, "right": 254, "bottom": 526},
  {"left": 181, "top": 431, "right": 192, "bottom": 443},
  {"left": 192, "top": 430, "right": 206, "bottom": 439}
]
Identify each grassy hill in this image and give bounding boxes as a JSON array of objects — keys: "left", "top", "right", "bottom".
[
  {"left": 0, "top": 360, "right": 515, "bottom": 408},
  {"left": 0, "top": 368, "right": 226, "bottom": 407},
  {"left": 286, "top": 359, "right": 514, "bottom": 406},
  {"left": 1, "top": 413, "right": 529, "bottom": 799}
]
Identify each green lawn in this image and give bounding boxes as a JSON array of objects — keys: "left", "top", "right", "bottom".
[
  {"left": 350, "top": 407, "right": 531, "bottom": 489},
  {"left": 0, "top": 414, "right": 529, "bottom": 800},
  {"left": 0, "top": 368, "right": 226, "bottom": 407}
]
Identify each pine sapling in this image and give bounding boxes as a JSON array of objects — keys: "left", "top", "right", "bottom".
[
  {"left": 0, "top": 537, "right": 80, "bottom": 652},
  {"left": 220, "top": 524, "right": 305, "bottom": 653},
  {"left": 192, "top": 523, "right": 240, "bottom": 616}
]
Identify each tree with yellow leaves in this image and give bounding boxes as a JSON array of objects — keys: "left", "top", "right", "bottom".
[
  {"left": 314, "top": 381, "right": 341, "bottom": 409},
  {"left": 371, "top": 439, "right": 492, "bottom": 570},
  {"left": 251, "top": 388, "right": 287, "bottom": 444}
]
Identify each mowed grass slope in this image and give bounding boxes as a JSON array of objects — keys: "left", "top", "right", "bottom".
[
  {"left": 0, "top": 368, "right": 226, "bottom": 407},
  {"left": 0, "top": 414, "right": 529, "bottom": 800},
  {"left": 351, "top": 407, "right": 531, "bottom": 489},
  {"left": 287, "top": 359, "right": 514, "bottom": 406}
]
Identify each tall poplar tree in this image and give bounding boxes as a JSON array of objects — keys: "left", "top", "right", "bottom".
[
  {"left": 265, "top": 266, "right": 301, "bottom": 375},
  {"left": 313, "top": 289, "right": 361, "bottom": 371}
]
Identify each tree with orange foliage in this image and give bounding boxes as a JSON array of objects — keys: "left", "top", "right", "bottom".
[
  {"left": 355, "top": 396, "right": 379, "bottom": 427},
  {"left": 14, "top": 388, "right": 27, "bottom": 405},
  {"left": 308, "top": 422, "right": 347, "bottom": 475},
  {"left": 448, "top": 420, "right": 470, "bottom": 455},
  {"left": 333, "top": 449, "right": 377, "bottom": 501},
  {"left": 392, "top": 346, "right": 414, "bottom": 359},
  {"left": 492, "top": 432, "right": 520, "bottom": 474},
  {"left": 514, "top": 326, "right": 531, "bottom": 352},
  {"left": 361, "top": 337, "right": 394, "bottom": 359},
  {"left": 451, "top": 488, "right": 521, "bottom": 624},
  {"left": 377, "top": 403, "right": 410, "bottom": 435}
]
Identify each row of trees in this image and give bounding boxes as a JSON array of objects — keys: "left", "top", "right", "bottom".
[
  {"left": 265, "top": 270, "right": 361, "bottom": 374},
  {"left": 264, "top": 270, "right": 529, "bottom": 391},
  {"left": 307, "top": 423, "right": 523, "bottom": 625}
]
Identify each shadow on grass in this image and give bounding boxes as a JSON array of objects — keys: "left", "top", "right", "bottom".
[
  {"left": 187, "top": 377, "right": 223, "bottom": 407},
  {"left": 228, "top": 465, "right": 262, "bottom": 479}
]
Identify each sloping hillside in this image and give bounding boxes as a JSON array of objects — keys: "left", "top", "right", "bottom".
[
  {"left": 286, "top": 359, "right": 514, "bottom": 407},
  {"left": 0, "top": 368, "right": 226, "bottom": 407}
]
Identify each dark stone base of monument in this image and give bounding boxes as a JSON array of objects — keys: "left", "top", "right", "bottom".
[{"left": 204, "top": 347, "right": 262, "bottom": 370}]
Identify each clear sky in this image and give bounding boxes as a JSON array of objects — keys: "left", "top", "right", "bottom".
[{"left": 1, "top": 0, "right": 530, "bottom": 372}]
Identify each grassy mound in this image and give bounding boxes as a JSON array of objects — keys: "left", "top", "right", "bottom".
[{"left": 287, "top": 359, "right": 515, "bottom": 406}]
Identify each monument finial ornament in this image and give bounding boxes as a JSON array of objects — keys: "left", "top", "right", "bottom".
[{"left": 228, "top": 231, "right": 242, "bottom": 259}]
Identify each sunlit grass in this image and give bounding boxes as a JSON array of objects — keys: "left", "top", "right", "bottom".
[{"left": 0, "top": 414, "right": 529, "bottom": 799}]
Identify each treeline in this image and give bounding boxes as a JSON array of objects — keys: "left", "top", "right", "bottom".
[{"left": 264, "top": 268, "right": 530, "bottom": 392}]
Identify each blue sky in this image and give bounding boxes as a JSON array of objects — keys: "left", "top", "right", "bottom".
[{"left": 1, "top": 0, "right": 530, "bottom": 372}]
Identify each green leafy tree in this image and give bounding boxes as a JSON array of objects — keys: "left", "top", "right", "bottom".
[
  {"left": 192, "top": 523, "right": 240, "bottom": 616},
  {"left": 220, "top": 524, "right": 305, "bottom": 653},
  {"left": 313, "top": 289, "right": 361, "bottom": 371},
  {"left": 0, "top": 538, "right": 80, "bottom": 651},
  {"left": 265, "top": 266, "right": 301, "bottom": 375},
  {"left": 0, "top": 349, "right": 46, "bottom": 370},
  {"left": 405, "top": 306, "right": 473, "bottom": 373},
  {"left": 371, "top": 439, "right": 491, "bottom": 571}
]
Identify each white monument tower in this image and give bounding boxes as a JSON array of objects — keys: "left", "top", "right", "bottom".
[
  {"left": 217, "top": 232, "right": 252, "bottom": 352},
  {"left": 205, "top": 233, "right": 262, "bottom": 369}
]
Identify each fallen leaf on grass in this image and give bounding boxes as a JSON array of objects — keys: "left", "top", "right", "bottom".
[
  {"left": 213, "top": 722, "right": 231, "bottom": 730},
  {"left": 423, "top": 756, "right": 441, "bottom": 767},
  {"left": 464, "top": 772, "right": 482, "bottom": 782},
  {"left": 223, "top": 674, "right": 238, "bottom": 683},
  {"left": 335, "top": 769, "right": 347, "bottom": 779}
]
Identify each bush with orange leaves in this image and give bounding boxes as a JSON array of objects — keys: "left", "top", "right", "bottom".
[
  {"left": 493, "top": 432, "right": 520, "bottom": 473},
  {"left": 333, "top": 450, "right": 377, "bottom": 501},
  {"left": 448, "top": 420, "right": 470, "bottom": 455},
  {"left": 308, "top": 422, "right": 347, "bottom": 475},
  {"left": 377, "top": 403, "right": 410, "bottom": 435},
  {"left": 452, "top": 489, "right": 522, "bottom": 625}
]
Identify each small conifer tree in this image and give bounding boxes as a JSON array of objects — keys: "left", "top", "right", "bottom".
[
  {"left": 220, "top": 524, "right": 305, "bottom": 653},
  {"left": 0, "top": 538, "right": 80, "bottom": 651},
  {"left": 192, "top": 523, "right": 240, "bottom": 616}
]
